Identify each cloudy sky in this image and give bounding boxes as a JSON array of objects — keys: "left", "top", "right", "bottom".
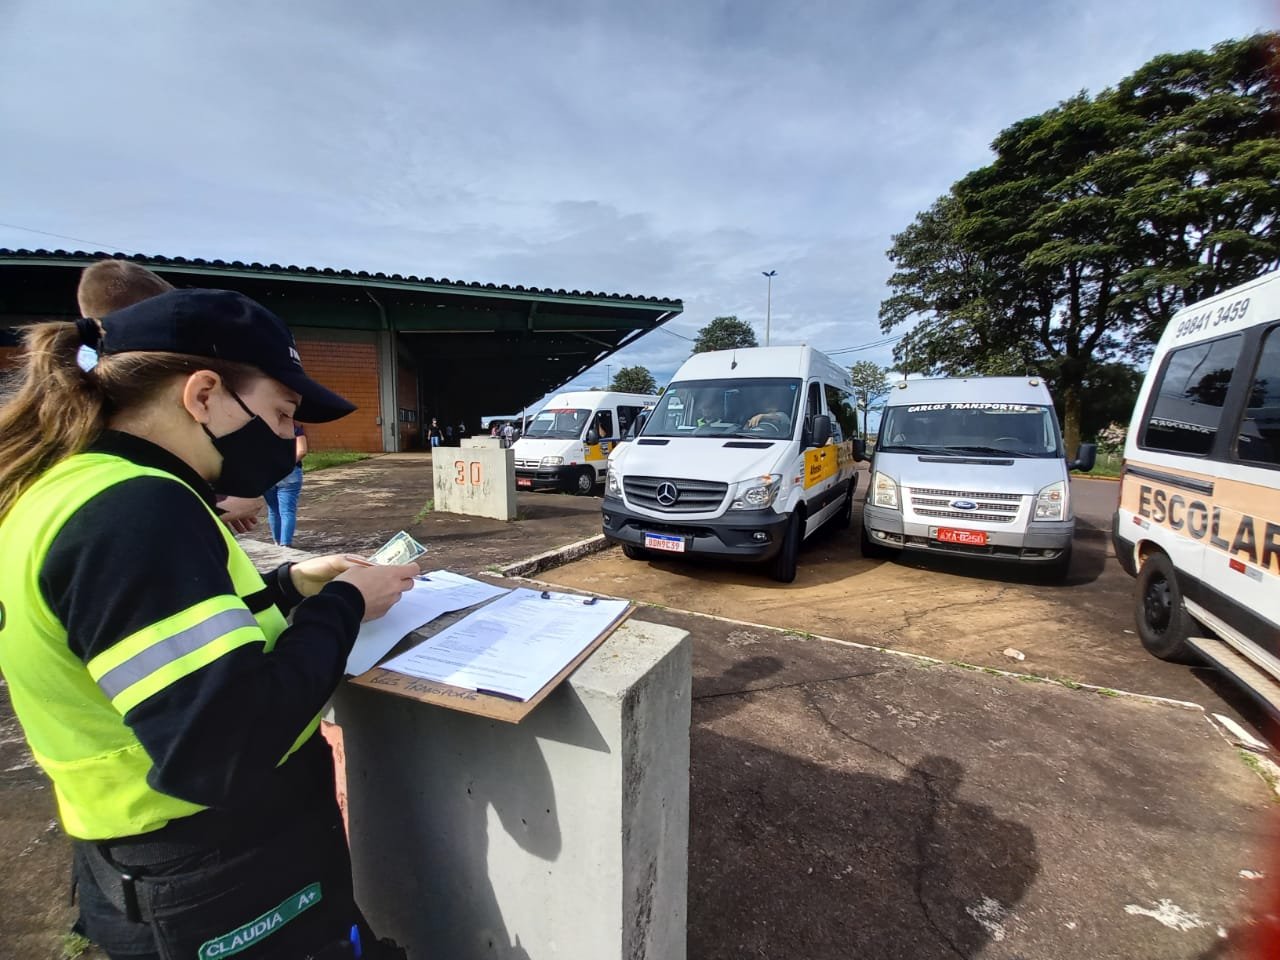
[{"left": 0, "top": 0, "right": 1273, "bottom": 401}]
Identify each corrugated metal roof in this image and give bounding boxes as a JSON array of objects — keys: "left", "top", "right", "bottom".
[{"left": 0, "top": 248, "right": 682, "bottom": 308}]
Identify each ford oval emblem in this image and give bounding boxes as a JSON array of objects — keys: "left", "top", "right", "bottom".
[{"left": 951, "top": 499, "right": 978, "bottom": 510}]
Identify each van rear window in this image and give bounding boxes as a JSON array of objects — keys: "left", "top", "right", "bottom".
[
  {"left": 1140, "top": 334, "right": 1242, "bottom": 457},
  {"left": 1237, "top": 326, "right": 1280, "bottom": 467}
]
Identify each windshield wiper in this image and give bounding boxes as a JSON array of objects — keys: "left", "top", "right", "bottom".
[
  {"left": 881, "top": 444, "right": 951, "bottom": 455},
  {"left": 944, "top": 445, "right": 1031, "bottom": 458}
]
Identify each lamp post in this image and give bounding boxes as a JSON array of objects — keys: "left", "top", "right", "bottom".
[
  {"left": 605, "top": 364, "right": 612, "bottom": 390},
  {"left": 762, "top": 270, "right": 777, "bottom": 346}
]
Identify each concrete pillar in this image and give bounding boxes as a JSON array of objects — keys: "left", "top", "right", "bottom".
[
  {"left": 377, "top": 328, "right": 398, "bottom": 453},
  {"left": 331, "top": 619, "right": 691, "bottom": 960},
  {"left": 432, "top": 445, "right": 518, "bottom": 520}
]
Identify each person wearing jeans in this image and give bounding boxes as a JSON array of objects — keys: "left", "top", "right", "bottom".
[{"left": 265, "top": 424, "right": 307, "bottom": 546}]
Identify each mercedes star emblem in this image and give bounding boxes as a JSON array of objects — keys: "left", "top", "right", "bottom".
[{"left": 656, "top": 481, "right": 680, "bottom": 506}]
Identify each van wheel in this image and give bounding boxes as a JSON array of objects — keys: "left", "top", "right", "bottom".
[
  {"left": 621, "top": 544, "right": 648, "bottom": 561},
  {"left": 860, "top": 521, "right": 896, "bottom": 559},
  {"left": 1134, "top": 551, "right": 1198, "bottom": 664},
  {"left": 571, "top": 468, "right": 596, "bottom": 496},
  {"left": 770, "top": 512, "right": 801, "bottom": 583},
  {"left": 834, "top": 481, "right": 854, "bottom": 530}
]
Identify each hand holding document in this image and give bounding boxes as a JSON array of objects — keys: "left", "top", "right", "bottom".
[
  {"left": 380, "top": 588, "right": 630, "bottom": 701},
  {"left": 345, "top": 570, "right": 509, "bottom": 675}
]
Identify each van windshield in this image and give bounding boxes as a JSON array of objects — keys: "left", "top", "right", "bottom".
[
  {"left": 878, "top": 403, "right": 1064, "bottom": 458},
  {"left": 524, "top": 407, "right": 590, "bottom": 440},
  {"left": 642, "top": 378, "right": 802, "bottom": 439}
]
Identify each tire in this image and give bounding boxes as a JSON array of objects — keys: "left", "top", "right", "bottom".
[
  {"left": 770, "top": 511, "right": 801, "bottom": 583},
  {"left": 621, "top": 543, "right": 648, "bottom": 561},
  {"left": 860, "top": 520, "right": 896, "bottom": 559},
  {"left": 1134, "top": 551, "right": 1199, "bottom": 664},
  {"left": 834, "top": 481, "right": 854, "bottom": 530},
  {"left": 571, "top": 467, "right": 597, "bottom": 496}
]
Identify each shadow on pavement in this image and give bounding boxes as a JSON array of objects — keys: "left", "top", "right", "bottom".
[{"left": 689, "top": 657, "right": 1040, "bottom": 959}]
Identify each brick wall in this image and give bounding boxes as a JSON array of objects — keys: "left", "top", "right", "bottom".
[{"left": 294, "top": 335, "right": 383, "bottom": 452}]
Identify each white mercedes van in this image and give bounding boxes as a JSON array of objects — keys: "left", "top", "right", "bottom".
[
  {"left": 1113, "top": 270, "right": 1280, "bottom": 708},
  {"left": 602, "top": 345, "right": 863, "bottom": 582},
  {"left": 861, "top": 376, "right": 1095, "bottom": 579},
  {"left": 512, "top": 390, "right": 658, "bottom": 495}
]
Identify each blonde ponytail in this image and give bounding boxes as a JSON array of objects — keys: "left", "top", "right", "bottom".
[{"left": 0, "top": 323, "right": 106, "bottom": 520}]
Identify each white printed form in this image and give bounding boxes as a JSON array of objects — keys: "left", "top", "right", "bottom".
[
  {"left": 380, "top": 587, "right": 630, "bottom": 700},
  {"left": 345, "top": 570, "right": 510, "bottom": 676}
]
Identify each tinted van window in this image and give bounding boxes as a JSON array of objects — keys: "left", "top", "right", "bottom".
[
  {"left": 1237, "top": 326, "right": 1280, "bottom": 467},
  {"left": 1141, "top": 334, "right": 1242, "bottom": 457}
]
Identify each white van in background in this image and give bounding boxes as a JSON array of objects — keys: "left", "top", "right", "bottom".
[
  {"left": 1113, "top": 270, "right": 1280, "bottom": 709},
  {"left": 602, "top": 345, "right": 863, "bottom": 582},
  {"left": 861, "top": 377, "right": 1095, "bottom": 579},
  {"left": 513, "top": 390, "right": 658, "bottom": 495}
]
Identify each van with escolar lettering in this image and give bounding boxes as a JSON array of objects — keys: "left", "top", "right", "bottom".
[
  {"left": 860, "top": 376, "right": 1096, "bottom": 580},
  {"left": 1114, "top": 269, "right": 1280, "bottom": 709},
  {"left": 512, "top": 390, "right": 658, "bottom": 495},
  {"left": 602, "top": 345, "right": 863, "bottom": 583}
]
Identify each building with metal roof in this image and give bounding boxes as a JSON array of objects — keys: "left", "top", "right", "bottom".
[{"left": 0, "top": 249, "right": 681, "bottom": 452}]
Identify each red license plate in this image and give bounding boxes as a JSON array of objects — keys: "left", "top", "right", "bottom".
[
  {"left": 936, "top": 527, "right": 987, "bottom": 546},
  {"left": 516, "top": 477, "right": 532, "bottom": 489}
]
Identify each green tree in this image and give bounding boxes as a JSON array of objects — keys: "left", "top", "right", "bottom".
[
  {"left": 880, "top": 33, "right": 1280, "bottom": 453},
  {"left": 693, "top": 315, "right": 759, "bottom": 353},
  {"left": 848, "top": 361, "right": 893, "bottom": 424},
  {"left": 611, "top": 365, "right": 658, "bottom": 395}
]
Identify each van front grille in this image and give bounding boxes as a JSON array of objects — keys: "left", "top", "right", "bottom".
[
  {"left": 624, "top": 476, "right": 728, "bottom": 513},
  {"left": 909, "top": 488, "right": 1023, "bottom": 524}
]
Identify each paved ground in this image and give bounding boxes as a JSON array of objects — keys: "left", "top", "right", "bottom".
[{"left": 3, "top": 454, "right": 1277, "bottom": 958}]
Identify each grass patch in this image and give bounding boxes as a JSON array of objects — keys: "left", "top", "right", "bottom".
[
  {"left": 1095, "top": 687, "right": 1120, "bottom": 698},
  {"left": 413, "top": 500, "right": 434, "bottom": 523},
  {"left": 303, "top": 451, "right": 373, "bottom": 473},
  {"left": 950, "top": 660, "right": 980, "bottom": 672},
  {"left": 61, "top": 932, "right": 93, "bottom": 960},
  {"left": 1017, "top": 674, "right": 1048, "bottom": 684},
  {"left": 1239, "top": 750, "right": 1280, "bottom": 799},
  {"left": 982, "top": 667, "right": 1003, "bottom": 677},
  {"left": 1073, "top": 450, "right": 1122, "bottom": 479},
  {"left": 1059, "top": 679, "right": 1083, "bottom": 690}
]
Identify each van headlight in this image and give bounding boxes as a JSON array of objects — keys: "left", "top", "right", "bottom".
[
  {"left": 730, "top": 474, "right": 782, "bottom": 510},
  {"left": 540, "top": 456, "right": 564, "bottom": 467},
  {"left": 1035, "top": 481, "right": 1066, "bottom": 520},
  {"left": 606, "top": 463, "right": 621, "bottom": 496},
  {"left": 872, "top": 472, "right": 899, "bottom": 510}
]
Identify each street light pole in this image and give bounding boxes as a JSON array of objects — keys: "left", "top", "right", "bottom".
[
  {"left": 605, "top": 364, "right": 612, "bottom": 390},
  {"left": 762, "top": 270, "right": 777, "bottom": 346}
]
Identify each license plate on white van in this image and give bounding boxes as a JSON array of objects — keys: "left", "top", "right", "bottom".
[
  {"left": 644, "top": 533, "right": 686, "bottom": 553},
  {"left": 934, "top": 527, "right": 987, "bottom": 546}
]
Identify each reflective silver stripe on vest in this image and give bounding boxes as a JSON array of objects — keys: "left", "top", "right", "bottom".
[{"left": 96, "top": 608, "right": 258, "bottom": 701}]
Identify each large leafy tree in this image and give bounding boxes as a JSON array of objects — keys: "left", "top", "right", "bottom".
[
  {"left": 693, "top": 315, "right": 759, "bottom": 353},
  {"left": 880, "top": 34, "right": 1280, "bottom": 453},
  {"left": 611, "top": 365, "right": 658, "bottom": 395}
]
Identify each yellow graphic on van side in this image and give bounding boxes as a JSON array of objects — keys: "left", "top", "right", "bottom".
[
  {"left": 803, "top": 443, "right": 843, "bottom": 489},
  {"left": 583, "top": 441, "right": 613, "bottom": 462}
]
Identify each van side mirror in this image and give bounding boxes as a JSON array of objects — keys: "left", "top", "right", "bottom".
[
  {"left": 853, "top": 438, "right": 867, "bottom": 462},
  {"left": 810, "top": 415, "right": 832, "bottom": 448},
  {"left": 1071, "top": 442, "right": 1097, "bottom": 472},
  {"left": 586, "top": 429, "right": 601, "bottom": 445}
]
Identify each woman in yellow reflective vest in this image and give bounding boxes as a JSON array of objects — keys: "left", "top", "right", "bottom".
[{"left": 0, "top": 289, "right": 418, "bottom": 959}]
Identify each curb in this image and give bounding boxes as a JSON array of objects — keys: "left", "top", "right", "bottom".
[{"left": 499, "top": 533, "right": 611, "bottom": 578}]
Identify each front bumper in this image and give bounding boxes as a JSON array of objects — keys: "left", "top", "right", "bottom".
[
  {"left": 862, "top": 503, "right": 1073, "bottom": 563},
  {"left": 602, "top": 495, "right": 791, "bottom": 560},
  {"left": 515, "top": 465, "right": 583, "bottom": 492}
]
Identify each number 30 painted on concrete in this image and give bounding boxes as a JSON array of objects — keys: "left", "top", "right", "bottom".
[{"left": 454, "top": 461, "right": 483, "bottom": 485}]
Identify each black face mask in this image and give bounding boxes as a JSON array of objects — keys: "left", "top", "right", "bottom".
[{"left": 202, "top": 390, "right": 297, "bottom": 497}]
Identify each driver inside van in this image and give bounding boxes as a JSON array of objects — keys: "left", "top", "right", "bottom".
[{"left": 745, "top": 389, "right": 793, "bottom": 433}]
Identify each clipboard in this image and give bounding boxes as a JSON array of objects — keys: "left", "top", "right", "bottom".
[{"left": 348, "top": 602, "right": 635, "bottom": 724}]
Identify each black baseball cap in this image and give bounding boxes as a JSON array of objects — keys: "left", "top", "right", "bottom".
[{"left": 98, "top": 288, "right": 355, "bottom": 423}]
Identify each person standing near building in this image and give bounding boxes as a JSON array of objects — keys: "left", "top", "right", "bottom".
[
  {"left": 427, "top": 417, "right": 443, "bottom": 448},
  {"left": 500, "top": 420, "right": 515, "bottom": 448},
  {"left": 263, "top": 423, "right": 307, "bottom": 547},
  {"left": 0, "top": 288, "right": 415, "bottom": 959}
]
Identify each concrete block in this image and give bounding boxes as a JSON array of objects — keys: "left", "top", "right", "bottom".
[
  {"left": 332, "top": 619, "right": 691, "bottom": 960},
  {"left": 432, "top": 445, "right": 517, "bottom": 520},
  {"left": 463, "top": 437, "right": 503, "bottom": 450}
]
